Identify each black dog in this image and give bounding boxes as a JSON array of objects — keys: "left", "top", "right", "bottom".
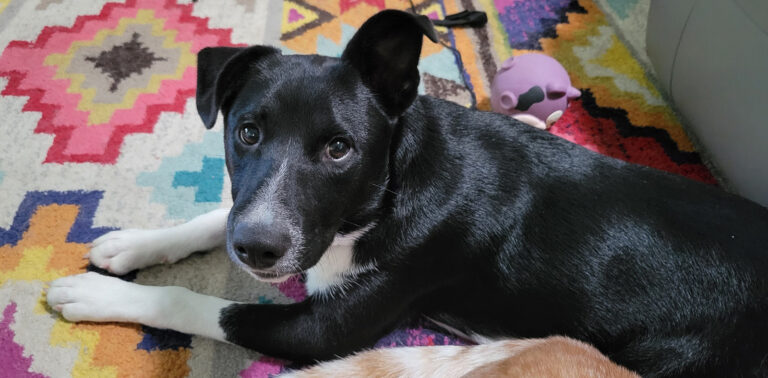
[{"left": 48, "top": 10, "right": 768, "bottom": 377}]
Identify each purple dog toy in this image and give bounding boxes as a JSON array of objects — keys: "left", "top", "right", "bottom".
[{"left": 491, "top": 53, "right": 581, "bottom": 129}]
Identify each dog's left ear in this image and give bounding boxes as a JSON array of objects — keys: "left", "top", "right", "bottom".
[
  {"left": 196, "top": 46, "right": 280, "bottom": 129},
  {"left": 342, "top": 10, "right": 438, "bottom": 119}
]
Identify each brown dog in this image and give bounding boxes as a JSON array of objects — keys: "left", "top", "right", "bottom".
[{"left": 283, "top": 336, "right": 639, "bottom": 377}]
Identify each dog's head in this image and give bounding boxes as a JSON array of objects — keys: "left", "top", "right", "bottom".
[{"left": 195, "top": 10, "right": 437, "bottom": 281}]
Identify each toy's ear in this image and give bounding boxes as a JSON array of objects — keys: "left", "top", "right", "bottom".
[
  {"left": 341, "top": 10, "right": 438, "bottom": 119},
  {"left": 196, "top": 46, "right": 280, "bottom": 129},
  {"left": 566, "top": 86, "right": 581, "bottom": 99}
]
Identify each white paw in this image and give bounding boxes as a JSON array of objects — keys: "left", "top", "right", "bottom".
[
  {"left": 46, "top": 272, "right": 160, "bottom": 324},
  {"left": 89, "top": 229, "right": 174, "bottom": 275}
]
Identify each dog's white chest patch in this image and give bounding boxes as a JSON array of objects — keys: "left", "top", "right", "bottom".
[{"left": 305, "top": 224, "right": 375, "bottom": 296}]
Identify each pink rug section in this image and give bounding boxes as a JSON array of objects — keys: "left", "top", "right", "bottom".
[
  {"left": 0, "top": 303, "right": 45, "bottom": 378},
  {"left": 240, "top": 356, "right": 285, "bottom": 378},
  {"left": 276, "top": 275, "right": 307, "bottom": 302}
]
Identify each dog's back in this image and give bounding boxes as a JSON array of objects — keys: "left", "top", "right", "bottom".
[{"left": 394, "top": 96, "right": 768, "bottom": 376}]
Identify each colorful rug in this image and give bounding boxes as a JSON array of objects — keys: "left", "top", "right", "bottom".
[{"left": 0, "top": 0, "right": 716, "bottom": 376}]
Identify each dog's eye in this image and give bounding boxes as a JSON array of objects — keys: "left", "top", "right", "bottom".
[
  {"left": 327, "top": 138, "right": 351, "bottom": 160},
  {"left": 239, "top": 123, "right": 260, "bottom": 145}
]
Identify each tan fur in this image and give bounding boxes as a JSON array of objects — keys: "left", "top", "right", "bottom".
[
  {"left": 280, "top": 336, "right": 638, "bottom": 378},
  {"left": 462, "top": 337, "right": 639, "bottom": 378}
]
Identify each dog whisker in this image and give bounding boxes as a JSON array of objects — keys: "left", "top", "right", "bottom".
[
  {"left": 341, "top": 219, "right": 363, "bottom": 229},
  {"left": 369, "top": 182, "right": 398, "bottom": 196}
]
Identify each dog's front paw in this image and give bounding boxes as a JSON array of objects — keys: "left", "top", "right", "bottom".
[
  {"left": 89, "top": 229, "right": 170, "bottom": 275},
  {"left": 46, "top": 272, "right": 159, "bottom": 323}
]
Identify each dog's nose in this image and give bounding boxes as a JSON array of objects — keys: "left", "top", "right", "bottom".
[{"left": 232, "top": 223, "right": 291, "bottom": 269}]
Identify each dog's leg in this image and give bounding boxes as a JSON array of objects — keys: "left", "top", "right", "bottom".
[
  {"left": 46, "top": 272, "right": 233, "bottom": 342},
  {"left": 215, "top": 269, "right": 441, "bottom": 362},
  {"left": 48, "top": 268, "right": 430, "bottom": 362},
  {"left": 88, "top": 208, "right": 229, "bottom": 275}
]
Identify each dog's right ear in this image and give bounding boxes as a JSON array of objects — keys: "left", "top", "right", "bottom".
[{"left": 196, "top": 46, "right": 280, "bottom": 129}]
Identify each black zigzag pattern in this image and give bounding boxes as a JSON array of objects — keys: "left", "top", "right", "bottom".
[{"left": 579, "top": 89, "right": 705, "bottom": 165}]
